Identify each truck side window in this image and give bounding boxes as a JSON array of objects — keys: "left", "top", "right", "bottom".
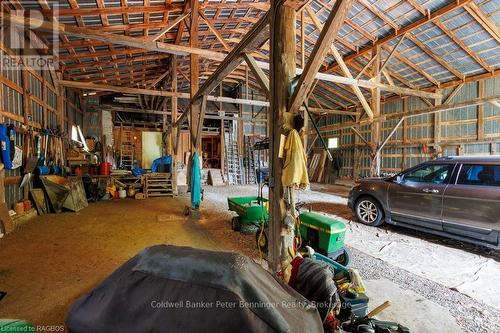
[
  {"left": 457, "top": 164, "right": 500, "bottom": 187},
  {"left": 404, "top": 164, "right": 453, "bottom": 184}
]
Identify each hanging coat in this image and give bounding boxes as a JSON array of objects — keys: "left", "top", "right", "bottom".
[
  {"left": 190, "top": 152, "right": 202, "bottom": 209},
  {"left": 282, "top": 129, "right": 309, "bottom": 189},
  {"left": 0, "top": 124, "right": 12, "bottom": 169}
]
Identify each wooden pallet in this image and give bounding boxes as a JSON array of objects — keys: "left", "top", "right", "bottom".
[{"left": 145, "top": 173, "right": 173, "bottom": 197}]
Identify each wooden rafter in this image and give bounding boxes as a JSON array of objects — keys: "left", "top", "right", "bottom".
[
  {"left": 289, "top": 0, "right": 354, "bottom": 113},
  {"left": 325, "top": 0, "right": 474, "bottom": 72},
  {"left": 330, "top": 45, "right": 373, "bottom": 118},
  {"left": 464, "top": 2, "right": 500, "bottom": 43},
  {"left": 149, "top": 10, "right": 192, "bottom": 42},
  {"left": 406, "top": 34, "right": 464, "bottom": 80},
  {"left": 243, "top": 54, "right": 270, "bottom": 97}
]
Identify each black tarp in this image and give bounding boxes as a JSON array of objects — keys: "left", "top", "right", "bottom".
[{"left": 67, "top": 245, "right": 323, "bottom": 333}]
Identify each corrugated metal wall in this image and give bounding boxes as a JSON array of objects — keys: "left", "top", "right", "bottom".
[{"left": 317, "top": 77, "right": 500, "bottom": 179}]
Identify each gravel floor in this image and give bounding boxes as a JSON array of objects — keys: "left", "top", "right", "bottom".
[
  {"left": 350, "top": 247, "right": 500, "bottom": 333},
  {"left": 203, "top": 185, "right": 500, "bottom": 333}
]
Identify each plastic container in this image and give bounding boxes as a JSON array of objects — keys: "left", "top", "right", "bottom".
[
  {"left": 119, "top": 189, "right": 127, "bottom": 199},
  {"left": 23, "top": 200, "right": 32, "bottom": 211},
  {"left": 37, "top": 165, "right": 50, "bottom": 175},
  {"left": 100, "top": 162, "right": 111, "bottom": 175}
]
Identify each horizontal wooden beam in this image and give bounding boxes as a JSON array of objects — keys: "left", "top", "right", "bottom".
[
  {"left": 59, "top": 80, "right": 178, "bottom": 96},
  {"left": 43, "top": 3, "right": 269, "bottom": 17},
  {"left": 1, "top": 13, "right": 226, "bottom": 61},
  {"left": 319, "top": 94, "right": 500, "bottom": 132},
  {"left": 104, "top": 105, "right": 269, "bottom": 123},
  {"left": 59, "top": 80, "right": 269, "bottom": 107},
  {"left": 256, "top": 61, "right": 442, "bottom": 99}
]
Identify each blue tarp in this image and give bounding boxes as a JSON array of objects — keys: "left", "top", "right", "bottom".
[
  {"left": 190, "top": 152, "right": 202, "bottom": 209},
  {"left": 151, "top": 155, "right": 172, "bottom": 172},
  {"left": 131, "top": 167, "right": 146, "bottom": 176}
]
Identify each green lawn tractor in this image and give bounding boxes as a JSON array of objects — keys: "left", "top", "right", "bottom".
[
  {"left": 247, "top": 202, "right": 351, "bottom": 266},
  {"left": 297, "top": 211, "right": 350, "bottom": 265}
]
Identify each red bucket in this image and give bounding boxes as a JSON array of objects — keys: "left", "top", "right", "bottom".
[{"left": 100, "top": 162, "right": 111, "bottom": 175}]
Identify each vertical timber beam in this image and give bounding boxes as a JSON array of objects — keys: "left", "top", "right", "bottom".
[
  {"left": 190, "top": 0, "right": 200, "bottom": 152},
  {"left": 219, "top": 84, "right": 224, "bottom": 175},
  {"left": 300, "top": 9, "right": 308, "bottom": 150},
  {"left": 171, "top": 57, "right": 178, "bottom": 194},
  {"left": 478, "top": 80, "right": 485, "bottom": 141},
  {"left": 370, "top": 46, "right": 381, "bottom": 176},
  {"left": 402, "top": 97, "right": 408, "bottom": 170},
  {"left": 434, "top": 88, "right": 442, "bottom": 156},
  {"left": 268, "top": 2, "right": 296, "bottom": 273},
  {"left": 352, "top": 111, "right": 360, "bottom": 179}
]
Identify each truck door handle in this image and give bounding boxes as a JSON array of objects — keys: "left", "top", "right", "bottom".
[{"left": 422, "top": 188, "right": 439, "bottom": 193}]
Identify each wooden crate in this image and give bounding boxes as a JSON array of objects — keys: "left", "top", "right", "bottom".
[{"left": 145, "top": 173, "right": 173, "bottom": 197}]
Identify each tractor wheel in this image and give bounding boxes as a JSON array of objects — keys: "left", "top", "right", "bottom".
[
  {"left": 231, "top": 217, "right": 241, "bottom": 231},
  {"left": 334, "top": 248, "right": 351, "bottom": 266},
  {"left": 255, "top": 227, "right": 268, "bottom": 255}
]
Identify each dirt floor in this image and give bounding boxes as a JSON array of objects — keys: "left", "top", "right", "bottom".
[
  {"left": 309, "top": 183, "right": 351, "bottom": 198},
  {"left": 0, "top": 196, "right": 258, "bottom": 328},
  {"left": 1, "top": 185, "right": 499, "bottom": 332}
]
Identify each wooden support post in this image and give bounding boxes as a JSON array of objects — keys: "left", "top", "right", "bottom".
[
  {"left": 268, "top": 2, "right": 296, "bottom": 273},
  {"left": 42, "top": 75, "right": 47, "bottom": 128},
  {"left": 238, "top": 90, "right": 244, "bottom": 156},
  {"left": 478, "top": 80, "right": 485, "bottom": 140},
  {"left": 300, "top": 9, "right": 305, "bottom": 69},
  {"left": 434, "top": 88, "right": 442, "bottom": 156},
  {"left": 219, "top": 84, "right": 225, "bottom": 175},
  {"left": 303, "top": 100, "right": 309, "bottom": 151},
  {"left": 370, "top": 46, "right": 381, "bottom": 177},
  {"left": 352, "top": 111, "right": 360, "bottom": 179},
  {"left": 195, "top": 95, "right": 208, "bottom": 149},
  {"left": 402, "top": 98, "right": 408, "bottom": 170},
  {"left": 22, "top": 66, "right": 31, "bottom": 126},
  {"left": 190, "top": 0, "right": 200, "bottom": 153},
  {"left": 171, "top": 57, "right": 178, "bottom": 194}
]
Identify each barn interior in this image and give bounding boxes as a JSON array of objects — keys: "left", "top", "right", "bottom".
[{"left": 0, "top": 0, "right": 499, "bottom": 332}]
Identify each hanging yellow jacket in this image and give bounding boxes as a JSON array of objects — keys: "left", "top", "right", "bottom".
[{"left": 282, "top": 129, "right": 309, "bottom": 189}]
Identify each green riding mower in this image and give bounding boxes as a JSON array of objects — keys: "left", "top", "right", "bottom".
[
  {"left": 227, "top": 196, "right": 351, "bottom": 266},
  {"left": 228, "top": 137, "right": 350, "bottom": 265},
  {"left": 255, "top": 207, "right": 351, "bottom": 266}
]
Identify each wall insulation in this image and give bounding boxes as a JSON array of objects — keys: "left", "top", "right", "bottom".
[{"left": 317, "top": 78, "right": 500, "bottom": 179}]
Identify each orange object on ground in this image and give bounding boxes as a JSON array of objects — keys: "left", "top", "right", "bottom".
[{"left": 14, "top": 202, "right": 24, "bottom": 215}]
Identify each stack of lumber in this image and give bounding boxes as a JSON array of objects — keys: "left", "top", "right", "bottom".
[
  {"left": 307, "top": 151, "right": 338, "bottom": 184},
  {"left": 207, "top": 169, "right": 224, "bottom": 186}
]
